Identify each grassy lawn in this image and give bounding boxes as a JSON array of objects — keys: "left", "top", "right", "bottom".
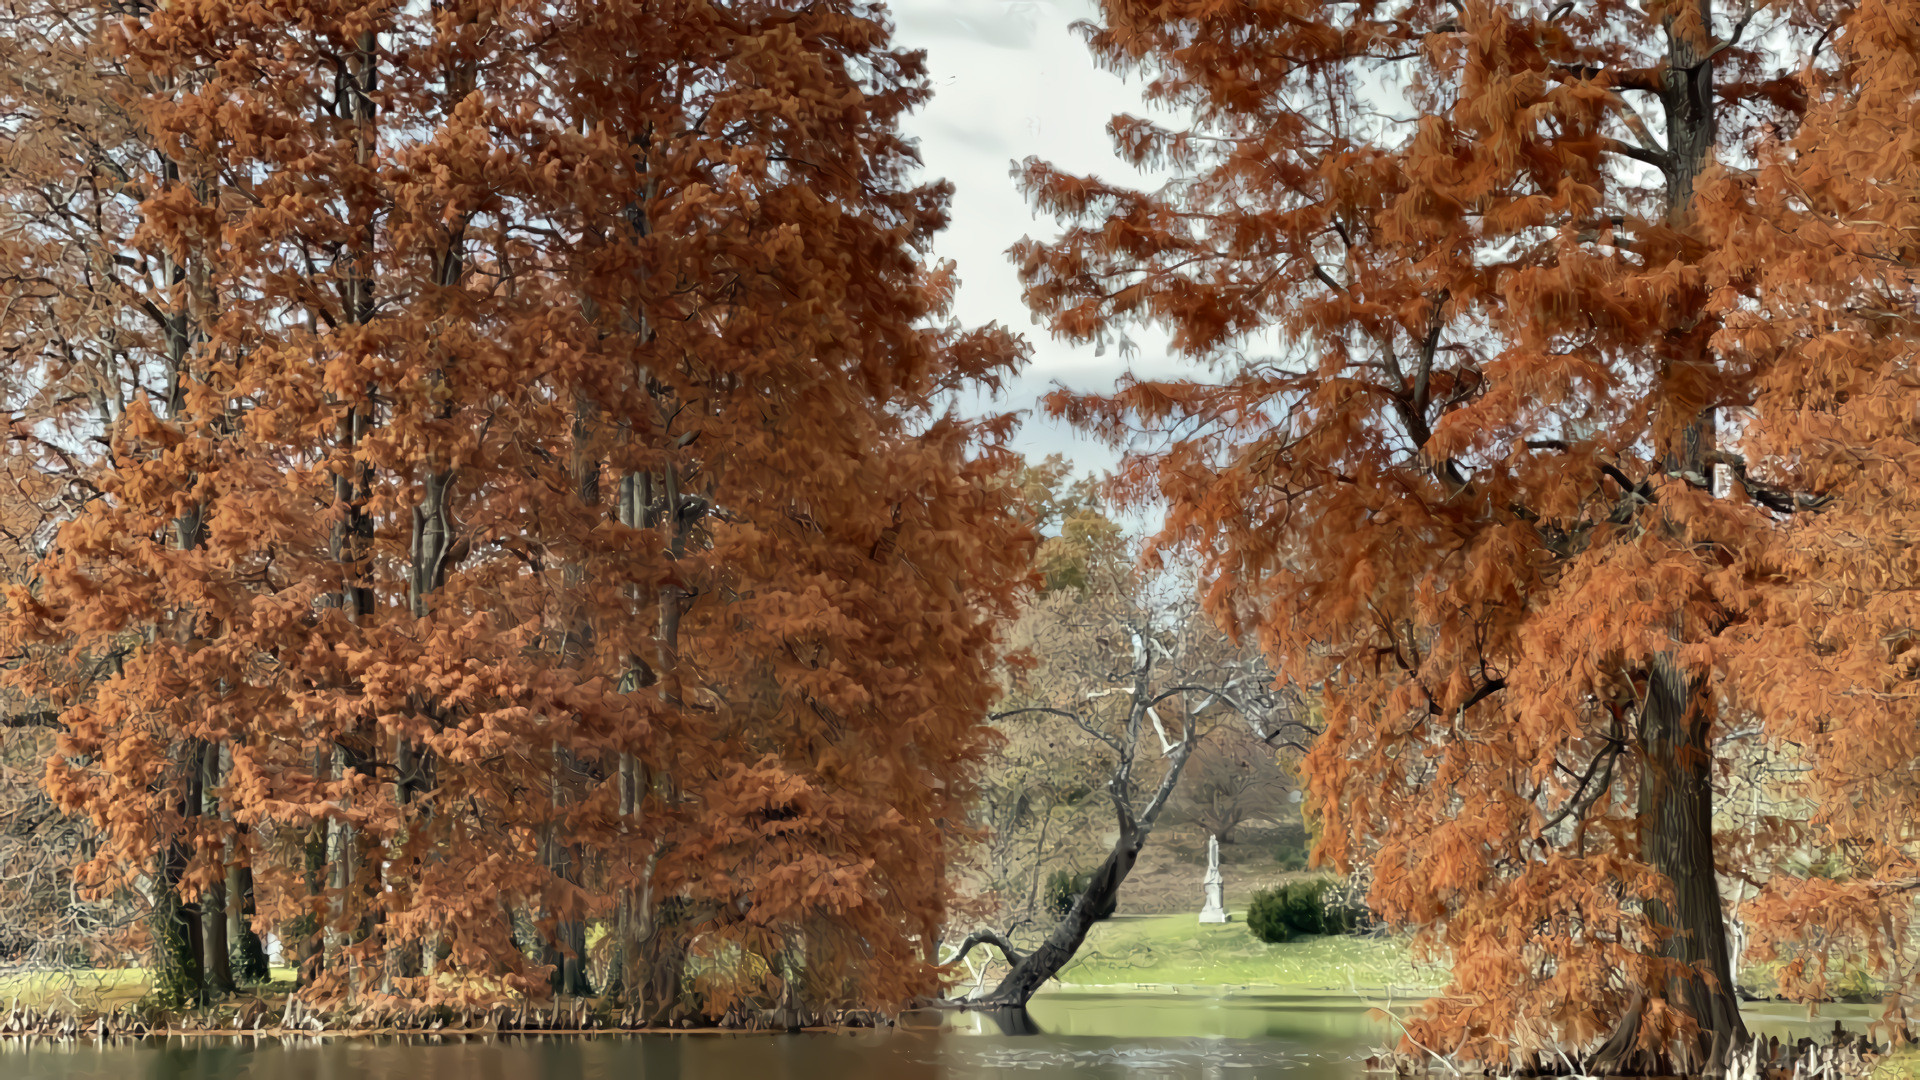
[
  {"left": 1876, "top": 1049, "right": 1920, "bottom": 1080},
  {"left": 0, "top": 967, "right": 299, "bottom": 1012},
  {"left": 1046, "top": 910, "right": 1443, "bottom": 991}
]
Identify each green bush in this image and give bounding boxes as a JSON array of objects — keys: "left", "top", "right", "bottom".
[
  {"left": 1247, "top": 878, "right": 1370, "bottom": 943},
  {"left": 1044, "top": 867, "right": 1119, "bottom": 922}
]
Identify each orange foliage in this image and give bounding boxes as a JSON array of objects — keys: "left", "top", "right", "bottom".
[
  {"left": 1704, "top": 0, "right": 1920, "bottom": 1012},
  {"left": 3, "top": 0, "right": 1032, "bottom": 1013},
  {"left": 1016, "top": 0, "right": 1896, "bottom": 1064}
]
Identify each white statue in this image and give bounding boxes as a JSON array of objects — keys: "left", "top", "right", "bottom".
[{"left": 1199, "top": 833, "right": 1229, "bottom": 923}]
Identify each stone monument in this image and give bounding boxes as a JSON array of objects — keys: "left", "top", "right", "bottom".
[{"left": 1199, "top": 833, "right": 1229, "bottom": 923}]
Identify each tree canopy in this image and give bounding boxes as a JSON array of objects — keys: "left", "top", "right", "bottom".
[
  {"left": 1, "top": 0, "right": 1032, "bottom": 1016},
  {"left": 1015, "top": 0, "right": 1920, "bottom": 1068}
]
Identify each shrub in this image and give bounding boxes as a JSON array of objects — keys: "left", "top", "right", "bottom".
[
  {"left": 1043, "top": 867, "right": 1119, "bottom": 922},
  {"left": 1247, "top": 878, "right": 1370, "bottom": 943},
  {"left": 1246, "top": 886, "right": 1296, "bottom": 943}
]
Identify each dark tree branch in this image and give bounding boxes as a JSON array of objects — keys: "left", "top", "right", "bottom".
[
  {"left": 1538, "top": 741, "right": 1623, "bottom": 834},
  {"left": 1428, "top": 678, "right": 1507, "bottom": 716},
  {"left": 1703, "top": 450, "right": 1830, "bottom": 513},
  {"left": 990, "top": 706, "right": 1085, "bottom": 725},
  {"left": 1602, "top": 137, "right": 1671, "bottom": 168},
  {"left": 942, "top": 928, "right": 1026, "bottom": 970}
]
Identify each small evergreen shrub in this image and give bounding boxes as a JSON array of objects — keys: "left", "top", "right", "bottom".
[
  {"left": 1247, "top": 878, "right": 1370, "bottom": 943},
  {"left": 1043, "top": 867, "right": 1118, "bottom": 922},
  {"left": 233, "top": 928, "right": 272, "bottom": 984},
  {"left": 1247, "top": 883, "right": 1302, "bottom": 942}
]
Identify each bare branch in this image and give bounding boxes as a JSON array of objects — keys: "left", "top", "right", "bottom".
[{"left": 941, "top": 928, "right": 1026, "bottom": 970}]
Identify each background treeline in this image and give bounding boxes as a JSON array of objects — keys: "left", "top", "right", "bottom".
[{"left": 0, "top": 0, "right": 1031, "bottom": 1019}]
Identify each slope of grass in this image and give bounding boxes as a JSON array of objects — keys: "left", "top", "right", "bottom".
[{"left": 1047, "top": 910, "right": 1443, "bottom": 991}]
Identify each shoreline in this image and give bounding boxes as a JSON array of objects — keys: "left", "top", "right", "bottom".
[{"left": 0, "top": 999, "right": 900, "bottom": 1042}]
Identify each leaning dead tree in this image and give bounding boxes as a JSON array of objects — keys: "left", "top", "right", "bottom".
[{"left": 947, "top": 557, "right": 1311, "bottom": 1007}]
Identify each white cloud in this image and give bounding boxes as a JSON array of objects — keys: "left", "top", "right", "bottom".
[{"left": 890, "top": 0, "right": 1187, "bottom": 479}]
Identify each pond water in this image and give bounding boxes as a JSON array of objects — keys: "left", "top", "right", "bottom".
[{"left": 0, "top": 992, "right": 1883, "bottom": 1080}]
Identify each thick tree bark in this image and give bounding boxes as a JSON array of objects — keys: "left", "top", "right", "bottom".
[
  {"left": 153, "top": 819, "right": 207, "bottom": 1007},
  {"left": 199, "top": 741, "right": 234, "bottom": 994},
  {"left": 200, "top": 876, "right": 233, "bottom": 994},
  {"left": 1617, "top": 0, "right": 1748, "bottom": 1067},
  {"left": 1638, "top": 657, "right": 1746, "bottom": 1071}
]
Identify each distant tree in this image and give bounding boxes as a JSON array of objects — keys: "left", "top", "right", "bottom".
[
  {"left": 1014, "top": 455, "right": 1121, "bottom": 594},
  {"left": 947, "top": 526, "right": 1307, "bottom": 1007},
  {"left": 1173, "top": 724, "right": 1294, "bottom": 845}
]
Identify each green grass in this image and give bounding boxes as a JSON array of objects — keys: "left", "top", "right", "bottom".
[
  {"left": 1050, "top": 910, "right": 1443, "bottom": 991},
  {"left": 0, "top": 967, "right": 299, "bottom": 1011},
  {"left": 1875, "top": 1048, "right": 1920, "bottom": 1080},
  {"left": 0, "top": 968, "right": 153, "bottom": 1011}
]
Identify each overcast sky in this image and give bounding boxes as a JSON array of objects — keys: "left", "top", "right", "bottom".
[{"left": 887, "top": 0, "right": 1184, "bottom": 479}]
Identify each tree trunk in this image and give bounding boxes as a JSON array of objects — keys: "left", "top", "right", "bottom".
[
  {"left": 221, "top": 740, "right": 267, "bottom": 984},
  {"left": 200, "top": 876, "right": 233, "bottom": 996},
  {"left": 384, "top": 733, "right": 422, "bottom": 991},
  {"left": 199, "top": 742, "right": 234, "bottom": 994},
  {"left": 225, "top": 860, "right": 244, "bottom": 974},
  {"left": 540, "top": 395, "right": 598, "bottom": 1000},
  {"left": 324, "top": 744, "right": 356, "bottom": 1001},
  {"left": 1638, "top": 656, "right": 1746, "bottom": 1070},
  {"left": 231, "top": 860, "right": 270, "bottom": 982},
  {"left": 975, "top": 826, "right": 1144, "bottom": 1007},
  {"left": 608, "top": 749, "right": 644, "bottom": 1001},
  {"left": 151, "top": 735, "right": 209, "bottom": 1007},
  {"left": 967, "top": 644, "right": 1197, "bottom": 1008},
  {"left": 540, "top": 741, "right": 592, "bottom": 997},
  {"left": 293, "top": 744, "right": 329, "bottom": 987},
  {"left": 1626, "top": 0, "right": 1746, "bottom": 1068},
  {"left": 152, "top": 837, "right": 206, "bottom": 1007}
]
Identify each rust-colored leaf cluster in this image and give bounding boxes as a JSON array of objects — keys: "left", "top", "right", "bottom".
[
  {"left": 1, "top": 0, "right": 1033, "bottom": 1014},
  {"left": 1020, "top": 0, "right": 1918, "bottom": 1066}
]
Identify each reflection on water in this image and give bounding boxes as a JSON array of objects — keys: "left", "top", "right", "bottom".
[{"left": 0, "top": 993, "right": 1885, "bottom": 1080}]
